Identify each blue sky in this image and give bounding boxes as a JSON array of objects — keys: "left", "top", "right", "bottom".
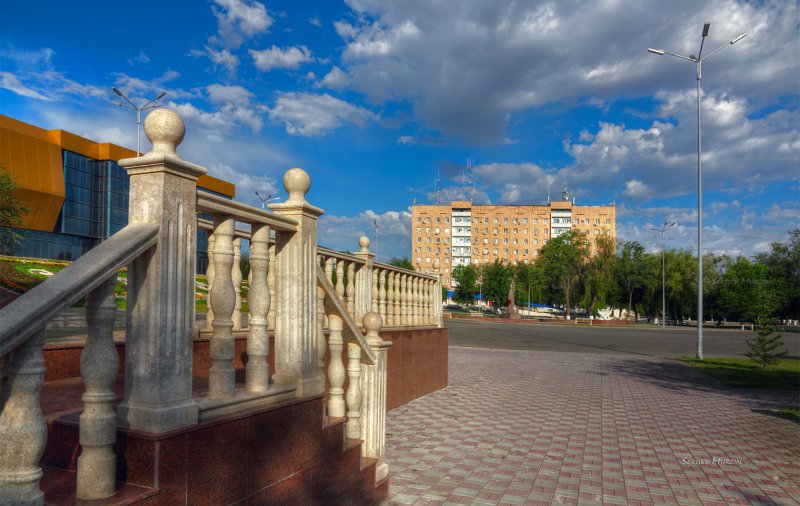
[{"left": 1, "top": 0, "right": 797, "bottom": 261}]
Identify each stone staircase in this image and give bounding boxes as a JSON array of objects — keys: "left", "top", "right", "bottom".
[{"left": 37, "top": 342, "right": 388, "bottom": 505}]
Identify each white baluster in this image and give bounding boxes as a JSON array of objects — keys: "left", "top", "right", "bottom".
[
  {"left": 209, "top": 215, "right": 236, "bottom": 399},
  {"left": 246, "top": 224, "right": 270, "bottom": 393},
  {"left": 386, "top": 271, "right": 395, "bottom": 326},
  {"left": 346, "top": 261, "right": 356, "bottom": 318},
  {"left": 0, "top": 330, "right": 46, "bottom": 505},
  {"left": 360, "top": 313, "right": 390, "bottom": 483},
  {"left": 345, "top": 343, "right": 362, "bottom": 440},
  {"left": 205, "top": 233, "right": 215, "bottom": 331},
  {"left": 267, "top": 242, "right": 276, "bottom": 333},
  {"left": 371, "top": 267, "right": 379, "bottom": 313},
  {"left": 77, "top": 276, "right": 118, "bottom": 499},
  {"left": 400, "top": 273, "right": 408, "bottom": 326},
  {"left": 327, "top": 314, "right": 345, "bottom": 418},
  {"left": 317, "top": 285, "right": 326, "bottom": 376},
  {"left": 378, "top": 269, "right": 386, "bottom": 323},
  {"left": 336, "top": 259, "right": 345, "bottom": 302},
  {"left": 413, "top": 277, "right": 420, "bottom": 326},
  {"left": 325, "top": 257, "right": 335, "bottom": 286},
  {"left": 231, "top": 237, "right": 243, "bottom": 331}
]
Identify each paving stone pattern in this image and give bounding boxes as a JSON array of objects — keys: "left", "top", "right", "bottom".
[{"left": 385, "top": 347, "right": 799, "bottom": 506}]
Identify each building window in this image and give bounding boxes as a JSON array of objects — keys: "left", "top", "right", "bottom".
[
  {"left": 605, "top": 218, "right": 611, "bottom": 224},
  {"left": 513, "top": 239, "right": 518, "bottom": 244},
  {"left": 503, "top": 218, "right": 509, "bottom": 224},
  {"left": 493, "top": 248, "right": 498, "bottom": 255},
  {"left": 416, "top": 217, "right": 421, "bottom": 222},
  {"left": 503, "top": 228, "right": 509, "bottom": 234},
  {"left": 523, "top": 249, "right": 529, "bottom": 255},
  {"left": 595, "top": 229, "right": 600, "bottom": 235},
  {"left": 503, "top": 238, "right": 509, "bottom": 244},
  {"left": 417, "top": 237, "right": 421, "bottom": 242},
  {"left": 522, "top": 228, "right": 527, "bottom": 234}
]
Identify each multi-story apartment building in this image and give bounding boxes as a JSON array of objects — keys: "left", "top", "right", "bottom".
[
  {"left": 411, "top": 193, "right": 616, "bottom": 289},
  {"left": 0, "top": 115, "right": 235, "bottom": 272}
]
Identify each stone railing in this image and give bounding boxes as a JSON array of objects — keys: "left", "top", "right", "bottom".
[
  {"left": 0, "top": 225, "right": 159, "bottom": 503},
  {"left": 0, "top": 108, "right": 433, "bottom": 504},
  {"left": 318, "top": 241, "right": 442, "bottom": 329}
]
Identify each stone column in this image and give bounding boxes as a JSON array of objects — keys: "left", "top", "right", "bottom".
[
  {"left": 354, "top": 236, "right": 374, "bottom": 322},
  {"left": 231, "top": 237, "right": 243, "bottom": 331},
  {"left": 269, "top": 168, "right": 325, "bottom": 396},
  {"left": 77, "top": 277, "right": 118, "bottom": 499},
  {"left": 0, "top": 330, "right": 46, "bottom": 505},
  {"left": 360, "top": 312, "right": 391, "bottom": 483},
  {"left": 246, "top": 224, "right": 270, "bottom": 393},
  {"left": 117, "top": 109, "right": 201, "bottom": 432}
]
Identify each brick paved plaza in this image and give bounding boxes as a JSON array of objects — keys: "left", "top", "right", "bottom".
[{"left": 386, "top": 347, "right": 799, "bottom": 505}]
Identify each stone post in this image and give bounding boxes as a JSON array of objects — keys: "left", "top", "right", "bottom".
[
  {"left": 360, "top": 312, "right": 391, "bottom": 483},
  {"left": 354, "top": 236, "right": 374, "bottom": 322},
  {"left": 246, "top": 224, "right": 270, "bottom": 393},
  {"left": 269, "top": 168, "right": 324, "bottom": 396},
  {"left": 117, "top": 109, "right": 201, "bottom": 432}
]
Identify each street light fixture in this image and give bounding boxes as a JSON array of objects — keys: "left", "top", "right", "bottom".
[
  {"left": 648, "top": 22, "right": 747, "bottom": 359},
  {"left": 651, "top": 222, "right": 676, "bottom": 328},
  {"left": 254, "top": 191, "right": 280, "bottom": 209},
  {"left": 373, "top": 219, "right": 379, "bottom": 260},
  {"left": 112, "top": 87, "right": 167, "bottom": 156}
]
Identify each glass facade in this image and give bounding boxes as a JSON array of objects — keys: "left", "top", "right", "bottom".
[{"left": 4, "top": 149, "right": 220, "bottom": 270}]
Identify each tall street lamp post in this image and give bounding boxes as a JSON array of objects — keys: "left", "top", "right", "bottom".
[
  {"left": 112, "top": 87, "right": 167, "bottom": 157},
  {"left": 648, "top": 22, "right": 747, "bottom": 359},
  {"left": 651, "top": 222, "right": 676, "bottom": 328}
]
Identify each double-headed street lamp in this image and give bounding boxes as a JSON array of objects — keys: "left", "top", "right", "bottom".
[
  {"left": 651, "top": 222, "right": 676, "bottom": 328},
  {"left": 112, "top": 87, "right": 167, "bottom": 156},
  {"left": 648, "top": 22, "right": 747, "bottom": 359}
]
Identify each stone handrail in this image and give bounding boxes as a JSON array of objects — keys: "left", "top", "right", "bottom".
[
  {"left": 197, "top": 192, "right": 299, "bottom": 233},
  {"left": 0, "top": 223, "right": 159, "bottom": 355},
  {"left": 0, "top": 223, "right": 159, "bottom": 503}
]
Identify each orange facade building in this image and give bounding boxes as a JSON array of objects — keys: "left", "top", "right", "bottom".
[{"left": 0, "top": 114, "right": 234, "bottom": 266}]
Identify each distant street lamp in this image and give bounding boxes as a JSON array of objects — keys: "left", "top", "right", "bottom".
[
  {"left": 373, "top": 219, "right": 379, "bottom": 259},
  {"left": 648, "top": 22, "right": 747, "bottom": 359},
  {"left": 254, "top": 191, "right": 279, "bottom": 209},
  {"left": 651, "top": 222, "right": 676, "bottom": 328},
  {"left": 112, "top": 87, "right": 167, "bottom": 156}
]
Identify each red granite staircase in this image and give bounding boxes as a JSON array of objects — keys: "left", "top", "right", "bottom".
[{"left": 38, "top": 341, "right": 389, "bottom": 505}]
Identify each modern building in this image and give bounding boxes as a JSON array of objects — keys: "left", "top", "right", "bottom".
[
  {"left": 0, "top": 114, "right": 235, "bottom": 271},
  {"left": 411, "top": 190, "right": 616, "bottom": 288}
]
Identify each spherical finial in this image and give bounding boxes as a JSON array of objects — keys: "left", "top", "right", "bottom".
[
  {"left": 144, "top": 108, "right": 185, "bottom": 154},
  {"left": 283, "top": 168, "right": 311, "bottom": 203},
  {"left": 363, "top": 311, "right": 383, "bottom": 335},
  {"left": 358, "top": 236, "right": 371, "bottom": 253}
]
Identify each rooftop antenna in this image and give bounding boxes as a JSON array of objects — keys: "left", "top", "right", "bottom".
[
  {"left": 547, "top": 179, "right": 551, "bottom": 204},
  {"left": 434, "top": 168, "right": 441, "bottom": 204},
  {"left": 561, "top": 185, "right": 569, "bottom": 201}
]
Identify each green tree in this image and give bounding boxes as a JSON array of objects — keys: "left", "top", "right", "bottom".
[
  {"left": 617, "top": 241, "right": 646, "bottom": 320},
  {"left": 451, "top": 264, "right": 478, "bottom": 304},
  {"left": 388, "top": 257, "right": 414, "bottom": 270},
  {"left": 515, "top": 262, "right": 546, "bottom": 308},
  {"left": 482, "top": 259, "right": 514, "bottom": 308},
  {"left": 718, "top": 256, "right": 777, "bottom": 323},
  {"left": 755, "top": 229, "right": 800, "bottom": 320},
  {"left": 0, "top": 166, "right": 29, "bottom": 255},
  {"left": 580, "top": 236, "right": 616, "bottom": 317},
  {"left": 539, "top": 230, "right": 589, "bottom": 319},
  {"left": 745, "top": 317, "right": 787, "bottom": 370}
]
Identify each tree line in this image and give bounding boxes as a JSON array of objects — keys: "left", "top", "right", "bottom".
[{"left": 450, "top": 229, "right": 799, "bottom": 323}]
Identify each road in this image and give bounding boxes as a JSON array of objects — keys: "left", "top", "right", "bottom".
[{"left": 445, "top": 318, "right": 800, "bottom": 358}]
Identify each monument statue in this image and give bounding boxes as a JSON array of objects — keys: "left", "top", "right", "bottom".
[{"left": 504, "top": 278, "right": 521, "bottom": 320}]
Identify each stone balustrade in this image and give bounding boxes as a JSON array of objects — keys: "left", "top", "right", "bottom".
[
  {"left": 318, "top": 240, "right": 442, "bottom": 330},
  {"left": 0, "top": 108, "right": 440, "bottom": 504}
]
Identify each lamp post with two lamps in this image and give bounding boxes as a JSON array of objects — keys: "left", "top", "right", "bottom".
[
  {"left": 648, "top": 22, "right": 747, "bottom": 358},
  {"left": 651, "top": 222, "right": 676, "bottom": 328},
  {"left": 254, "top": 192, "right": 280, "bottom": 209},
  {"left": 111, "top": 87, "right": 167, "bottom": 157}
]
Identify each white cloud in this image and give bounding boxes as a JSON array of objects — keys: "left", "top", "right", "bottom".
[
  {"left": 211, "top": 0, "right": 273, "bottom": 49},
  {"left": 190, "top": 46, "right": 240, "bottom": 75},
  {"left": 309, "top": 17, "right": 321, "bottom": 27},
  {"left": 127, "top": 51, "right": 151, "bottom": 66},
  {"left": 0, "top": 71, "right": 51, "bottom": 100},
  {"left": 318, "top": 66, "right": 349, "bottom": 89},
  {"left": 331, "top": 0, "right": 797, "bottom": 144},
  {"left": 319, "top": 208, "right": 412, "bottom": 261},
  {"left": 249, "top": 45, "right": 314, "bottom": 72},
  {"left": 268, "top": 92, "right": 376, "bottom": 136}
]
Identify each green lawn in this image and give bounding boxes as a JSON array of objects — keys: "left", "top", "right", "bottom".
[{"left": 678, "top": 357, "right": 800, "bottom": 390}]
